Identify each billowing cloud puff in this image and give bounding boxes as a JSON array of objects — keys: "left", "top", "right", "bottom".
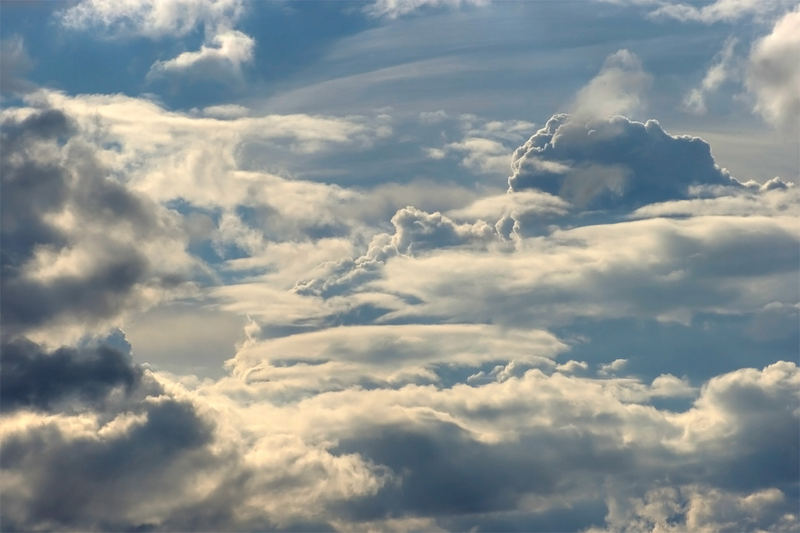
[
  {"left": 0, "top": 333, "right": 392, "bottom": 531},
  {"left": 683, "top": 37, "right": 739, "bottom": 115},
  {"left": 747, "top": 7, "right": 800, "bottom": 130},
  {"left": 508, "top": 114, "right": 735, "bottom": 209},
  {"left": 59, "top": 0, "right": 254, "bottom": 79},
  {"left": 373, "top": 214, "right": 799, "bottom": 328},
  {"left": 293, "top": 205, "right": 508, "bottom": 299},
  {"left": 2, "top": 19, "right": 798, "bottom": 528},
  {"left": 228, "top": 324, "right": 566, "bottom": 398},
  {"left": 59, "top": 0, "right": 244, "bottom": 39},
  {"left": 0, "top": 108, "right": 197, "bottom": 343}
]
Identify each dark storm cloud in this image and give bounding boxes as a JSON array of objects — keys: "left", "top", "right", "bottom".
[
  {"left": 0, "top": 337, "right": 143, "bottom": 412},
  {"left": 1, "top": 398, "right": 218, "bottom": 531},
  {"left": 0, "top": 108, "right": 190, "bottom": 337},
  {"left": 334, "top": 421, "right": 629, "bottom": 524},
  {"left": 321, "top": 360, "right": 799, "bottom": 530},
  {"left": 508, "top": 114, "right": 736, "bottom": 209}
]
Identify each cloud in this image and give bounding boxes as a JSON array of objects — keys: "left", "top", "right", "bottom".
[
  {"left": 59, "top": 0, "right": 244, "bottom": 39},
  {"left": 572, "top": 49, "right": 652, "bottom": 121},
  {"left": 293, "top": 205, "right": 505, "bottom": 298},
  {"left": 266, "top": 360, "right": 797, "bottom": 530},
  {"left": 591, "top": 485, "right": 798, "bottom": 532},
  {"left": 149, "top": 29, "right": 254, "bottom": 77},
  {"left": 0, "top": 333, "right": 391, "bottom": 531},
  {"left": 746, "top": 7, "right": 800, "bottom": 129},
  {"left": 0, "top": 36, "right": 34, "bottom": 96},
  {"left": 228, "top": 324, "right": 566, "bottom": 398},
  {"left": 2, "top": 26, "right": 798, "bottom": 529},
  {"left": 59, "top": 0, "right": 254, "bottom": 79},
  {"left": 448, "top": 190, "right": 569, "bottom": 220},
  {"left": 367, "top": 214, "right": 799, "bottom": 331},
  {"left": 683, "top": 37, "right": 739, "bottom": 114},
  {"left": 508, "top": 114, "right": 735, "bottom": 209},
  {"left": 444, "top": 137, "right": 511, "bottom": 175},
  {"left": 650, "top": 0, "right": 796, "bottom": 23},
  {"left": 365, "top": 0, "right": 488, "bottom": 19},
  {"left": 0, "top": 336, "right": 144, "bottom": 412},
  {"left": 0, "top": 107, "right": 197, "bottom": 343}
]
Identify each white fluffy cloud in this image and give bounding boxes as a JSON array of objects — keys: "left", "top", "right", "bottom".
[
  {"left": 59, "top": 0, "right": 254, "bottom": 78},
  {"left": 747, "top": 7, "right": 800, "bottom": 129},
  {"left": 60, "top": 0, "right": 244, "bottom": 38},
  {"left": 3, "top": 29, "right": 798, "bottom": 529},
  {"left": 0, "top": 107, "right": 198, "bottom": 345},
  {"left": 149, "top": 29, "right": 254, "bottom": 77}
]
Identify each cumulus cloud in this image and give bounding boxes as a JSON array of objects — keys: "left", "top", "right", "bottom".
[
  {"left": 746, "top": 7, "right": 800, "bottom": 129},
  {"left": 0, "top": 107, "right": 197, "bottom": 343},
  {"left": 2, "top": 22, "right": 798, "bottom": 528},
  {"left": 592, "top": 485, "right": 798, "bottom": 532},
  {"left": 508, "top": 114, "right": 735, "bottom": 209},
  {"left": 293, "top": 205, "right": 505, "bottom": 298},
  {"left": 59, "top": 0, "right": 244, "bottom": 38},
  {"left": 59, "top": 0, "right": 254, "bottom": 79}
]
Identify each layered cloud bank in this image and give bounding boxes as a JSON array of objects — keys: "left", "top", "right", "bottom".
[{"left": 2, "top": 83, "right": 797, "bottom": 531}]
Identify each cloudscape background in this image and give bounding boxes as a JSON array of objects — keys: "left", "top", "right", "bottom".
[{"left": 1, "top": 0, "right": 799, "bottom": 531}]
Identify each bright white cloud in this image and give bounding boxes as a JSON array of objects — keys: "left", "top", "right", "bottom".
[
  {"left": 746, "top": 7, "right": 800, "bottom": 129},
  {"left": 149, "top": 29, "right": 254, "bottom": 77},
  {"left": 59, "top": 0, "right": 244, "bottom": 38},
  {"left": 59, "top": 0, "right": 254, "bottom": 78}
]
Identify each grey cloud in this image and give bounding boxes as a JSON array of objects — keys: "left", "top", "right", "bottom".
[
  {"left": 0, "top": 36, "right": 35, "bottom": 96},
  {"left": 1, "top": 398, "right": 220, "bottom": 531},
  {"left": 593, "top": 485, "right": 799, "bottom": 533},
  {"left": 295, "top": 205, "right": 502, "bottom": 298},
  {"left": 308, "top": 361, "right": 800, "bottom": 530},
  {"left": 333, "top": 421, "right": 628, "bottom": 524},
  {"left": 0, "top": 337, "right": 144, "bottom": 412},
  {"left": 508, "top": 114, "right": 735, "bottom": 209},
  {"left": 0, "top": 108, "right": 193, "bottom": 338},
  {"left": 746, "top": 7, "right": 800, "bottom": 130}
]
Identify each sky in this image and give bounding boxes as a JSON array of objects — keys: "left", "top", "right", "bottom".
[{"left": 1, "top": 0, "right": 799, "bottom": 531}]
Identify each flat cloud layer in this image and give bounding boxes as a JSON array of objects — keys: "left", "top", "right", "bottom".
[{"left": 1, "top": 15, "right": 799, "bottom": 528}]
